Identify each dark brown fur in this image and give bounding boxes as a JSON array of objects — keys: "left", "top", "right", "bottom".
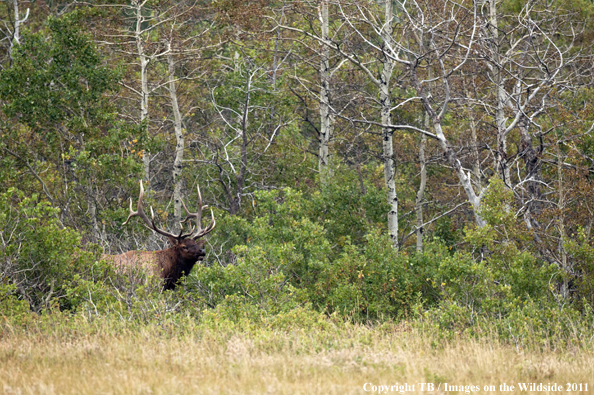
[{"left": 103, "top": 238, "right": 206, "bottom": 290}]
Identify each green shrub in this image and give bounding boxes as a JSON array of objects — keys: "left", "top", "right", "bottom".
[
  {"left": 315, "top": 231, "right": 423, "bottom": 320},
  {"left": 416, "top": 178, "right": 591, "bottom": 347},
  {"left": 0, "top": 188, "right": 105, "bottom": 312},
  {"left": 188, "top": 244, "right": 305, "bottom": 320},
  {"left": 565, "top": 228, "right": 594, "bottom": 310},
  {"left": 194, "top": 185, "right": 421, "bottom": 322},
  {"left": 0, "top": 283, "right": 34, "bottom": 326}
]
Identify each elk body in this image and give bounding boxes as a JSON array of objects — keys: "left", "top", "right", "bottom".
[{"left": 103, "top": 181, "right": 215, "bottom": 290}]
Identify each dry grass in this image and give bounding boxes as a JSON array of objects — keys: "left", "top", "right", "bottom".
[{"left": 0, "top": 318, "right": 592, "bottom": 395}]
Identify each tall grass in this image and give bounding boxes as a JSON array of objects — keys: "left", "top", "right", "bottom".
[{"left": 1, "top": 313, "right": 592, "bottom": 395}]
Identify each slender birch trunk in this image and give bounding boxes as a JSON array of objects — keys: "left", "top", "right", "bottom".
[
  {"left": 409, "top": 12, "right": 485, "bottom": 228},
  {"left": 318, "top": 0, "right": 333, "bottom": 182},
  {"left": 556, "top": 141, "right": 570, "bottom": 299},
  {"left": 380, "top": 0, "right": 398, "bottom": 249},
  {"left": 229, "top": 70, "right": 252, "bottom": 216},
  {"left": 134, "top": 0, "right": 152, "bottom": 190},
  {"left": 465, "top": 101, "right": 482, "bottom": 184},
  {"left": 9, "top": 0, "right": 29, "bottom": 58},
  {"left": 132, "top": 0, "right": 158, "bottom": 247},
  {"left": 470, "top": 119, "right": 481, "bottom": 183},
  {"left": 415, "top": 114, "right": 428, "bottom": 252},
  {"left": 489, "top": 0, "right": 511, "bottom": 187},
  {"left": 13, "top": 0, "right": 20, "bottom": 45},
  {"left": 167, "top": 43, "right": 184, "bottom": 230},
  {"left": 432, "top": 122, "right": 486, "bottom": 227},
  {"left": 413, "top": 65, "right": 486, "bottom": 227}
]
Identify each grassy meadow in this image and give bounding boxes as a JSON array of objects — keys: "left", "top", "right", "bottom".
[{"left": 1, "top": 315, "right": 593, "bottom": 395}]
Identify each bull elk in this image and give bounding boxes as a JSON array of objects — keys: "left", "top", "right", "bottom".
[{"left": 103, "top": 180, "right": 215, "bottom": 290}]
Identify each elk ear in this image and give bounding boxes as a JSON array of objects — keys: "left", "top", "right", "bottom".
[{"left": 167, "top": 236, "right": 179, "bottom": 246}]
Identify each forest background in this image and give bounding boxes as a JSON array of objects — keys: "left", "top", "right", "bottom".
[{"left": 1, "top": 0, "right": 594, "bottom": 391}]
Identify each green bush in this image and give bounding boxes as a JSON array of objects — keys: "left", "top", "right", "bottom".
[
  {"left": 416, "top": 178, "right": 591, "bottom": 347},
  {"left": 0, "top": 189, "right": 105, "bottom": 312},
  {"left": 193, "top": 184, "right": 420, "bottom": 322},
  {"left": 565, "top": 228, "right": 594, "bottom": 310},
  {"left": 188, "top": 244, "right": 305, "bottom": 320},
  {"left": 315, "top": 231, "right": 422, "bottom": 320},
  {"left": 0, "top": 283, "right": 34, "bottom": 325}
]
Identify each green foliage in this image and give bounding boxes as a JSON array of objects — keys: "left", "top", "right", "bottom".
[
  {"left": 189, "top": 188, "right": 330, "bottom": 318},
  {"left": 0, "top": 12, "right": 119, "bottom": 132},
  {"left": 418, "top": 178, "right": 577, "bottom": 346},
  {"left": 433, "top": 215, "right": 460, "bottom": 250},
  {"left": 0, "top": 188, "right": 106, "bottom": 312},
  {"left": 316, "top": 231, "right": 421, "bottom": 320},
  {"left": 565, "top": 229, "right": 594, "bottom": 309},
  {"left": 189, "top": 244, "right": 305, "bottom": 320},
  {"left": 310, "top": 169, "right": 388, "bottom": 248},
  {"left": 0, "top": 13, "right": 149, "bottom": 233},
  {"left": 194, "top": 181, "right": 416, "bottom": 321},
  {"left": 0, "top": 283, "right": 33, "bottom": 325}
]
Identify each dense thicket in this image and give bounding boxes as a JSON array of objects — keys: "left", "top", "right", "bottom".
[{"left": 1, "top": 0, "right": 594, "bottom": 347}]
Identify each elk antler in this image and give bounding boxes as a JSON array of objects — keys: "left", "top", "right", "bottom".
[
  {"left": 123, "top": 180, "right": 182, "bottom": 240},
  {"left": 180, "top": 184, "right": 216, "bottom": 240}
]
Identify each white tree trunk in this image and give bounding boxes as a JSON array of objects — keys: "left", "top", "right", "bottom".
[
  {"left": 380, "top": 0, "right": 398, "bottom": 249},
  {"left": 167, "top": 44, "right": 184, "bottom": 230},
  {"left": 489, "top": 0, "right": 511, "bottom": 187},
  {"left": 135, "top": 1, "right": 151, "bottom": 190},
  {"left": 13, "top": 0, "right": 20, "bottom": 45},
  {"left": 468, "top": 111, "right": 481, "bottom": 184},
  {"left": 9, "top": 0, "right": 29, "bottom": 58},
  {"left": 318, "top": 0, "right": 333, "bottom": 182},
  {"left": 556, "top": 141, "right": 570, "bottom": 299},
  {"left": 415, "top": 115, "right": 428, "bottom": 252},
  {"left": 433, "top": 122, "right": 486, "bottom": 227},
  {"left": 408, "top": 9, "right": 486, "bottom": 229}
]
